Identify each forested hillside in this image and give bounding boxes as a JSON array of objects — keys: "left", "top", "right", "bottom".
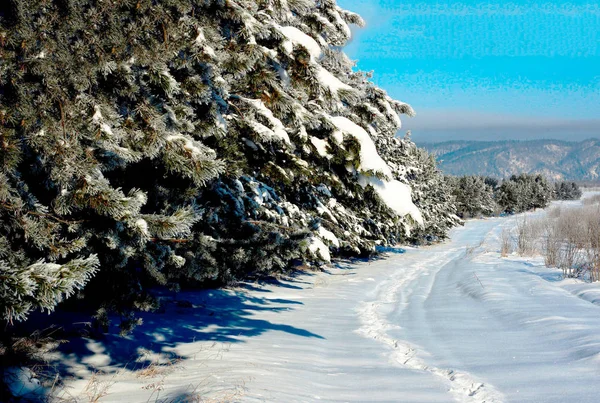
[
  {"left": 0, "top": 0, "right": 460, "bottom": 328},
  {"left": 422, "top": 139, "right": 600, "bottom": 181}
]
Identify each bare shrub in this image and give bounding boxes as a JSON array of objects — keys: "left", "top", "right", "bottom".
[
  {"left": 582, "top": 193, "right": 600, "bottom": 206},
  {"left": 500, "top": 228, "right": 512, "bottom": 257},
  {"left": 465, "top": 239, "right": 484, "bottom": 256},
  {"left": 547, "top": 206, "right": 562, "bottom": 218},
  {"left": 555, "top": 209, "right": 587, "bottom": 278},
  {"left": 581, "top": 205, "right": 600, "bottom": 281},
  {"left": 515, "top": 215, "right": 543, "bottom": 256},
  {"left": 515, "top": 216, "right": 528, "bottom": 256},
  {"left": 541, "top": 217, "right": 561, "bottom": 268},
  {"left": 526, "top": 201, "right": 600, "bottom": 282}
]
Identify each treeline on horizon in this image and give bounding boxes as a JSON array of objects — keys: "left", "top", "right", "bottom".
[{"left": 448, "top": 173, "right": 582, "bottom": 219}]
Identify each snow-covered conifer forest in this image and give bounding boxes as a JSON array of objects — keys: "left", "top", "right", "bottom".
[{"left": 0, "top": 0, "right": 459, "bottom": 328}]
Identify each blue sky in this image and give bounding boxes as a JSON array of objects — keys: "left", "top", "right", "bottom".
[{"left": 337, "top": 0, "right": 600, "bottom": 142}]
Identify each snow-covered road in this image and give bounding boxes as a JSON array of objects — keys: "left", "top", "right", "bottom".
[{"left": 59, "top": 209, "right": 600, "bottom": 402}]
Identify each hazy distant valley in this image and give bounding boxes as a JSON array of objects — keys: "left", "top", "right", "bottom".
[{"left": 421, "top": 139, "right": 600, "bottom": 181}]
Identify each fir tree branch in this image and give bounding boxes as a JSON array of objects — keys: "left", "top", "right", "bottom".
[
  {"left": 0, "top": 202, "right": 85, "bottom": 225},
  {"left": 149, "top": 238, "right": 190, "bottom": 243},
  {"left": 227, "top": 99, "right": 246, "bottom": 120},
  {"left": 161, "top": 22, "right": 169, "bottom": 50},
  {"left": 58, "top": 100, "right": 66, "bottom": 138}
]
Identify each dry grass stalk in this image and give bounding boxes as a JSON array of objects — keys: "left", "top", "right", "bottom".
[{"left": 82, "top": 370, "right": 119, "bottom": 402}]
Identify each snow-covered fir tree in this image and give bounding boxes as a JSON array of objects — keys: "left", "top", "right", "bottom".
[
  {"left": 0, "top": 0, "right": 456, "bottom": 325},
  {"left": 496, "top": 174, "right": 553, "bottom": 213},
  {"left": 392, "top": 135, "right": 461, "bottom": 242},
  {"left": 448, "top": 176, "right": 497, "bottom": 218},
  {"left": 553, "top": 181, "right": 582, "bottom": 201}
]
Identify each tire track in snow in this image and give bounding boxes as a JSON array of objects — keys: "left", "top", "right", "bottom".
[{"left": 356, "top": 240, "right": 505, "bottom": 403}]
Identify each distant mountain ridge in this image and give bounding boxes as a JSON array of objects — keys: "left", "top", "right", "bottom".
[{"left": 420, "top": 139, "right": 600, "bottom": 181}]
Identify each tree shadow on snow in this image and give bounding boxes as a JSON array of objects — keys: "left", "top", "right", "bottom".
[
  {"left": 516, "top": 266, "right": 564, "bottom": 282},
  {"left": 51, "top": 281, "right": 324, "bottom": 380},
  {"left": 375, "top": 245, "right": 406, "bottom": 254}
]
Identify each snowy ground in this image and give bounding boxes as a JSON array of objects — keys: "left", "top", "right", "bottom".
[{"left": 31, "top": 200, "right": 600, "bottom": 402}]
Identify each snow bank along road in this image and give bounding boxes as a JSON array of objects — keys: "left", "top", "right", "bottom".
[{"left": 60, "top": 206, "right": 600, "bottom": 402}]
